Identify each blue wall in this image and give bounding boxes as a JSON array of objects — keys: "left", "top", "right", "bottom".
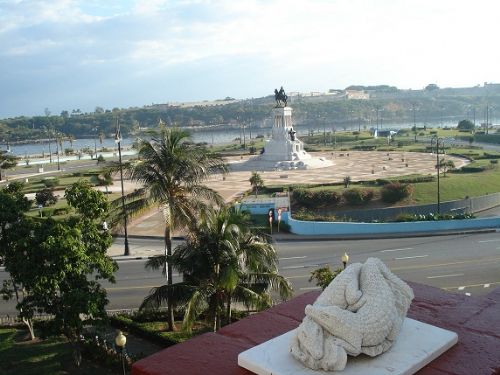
[{"left": 281, "top": 212, "right": 500, "bottom": 236}]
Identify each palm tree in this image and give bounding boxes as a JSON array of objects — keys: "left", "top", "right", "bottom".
[
  {"left": 141, "top": 206, "right": 293, "bottom": 332},
  {"left": 249, "top": 171, "right": 264, "bottom": 197},
  {"left": 110, "top": 127, "right": 227, "bottom": 331},
  {"left": 0, "top": 150, "right": 17, "bottom": 181}
]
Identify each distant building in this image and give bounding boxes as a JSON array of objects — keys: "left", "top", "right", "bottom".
[{"left": 345, "top": 90, "right": 370, "bottom": 100}]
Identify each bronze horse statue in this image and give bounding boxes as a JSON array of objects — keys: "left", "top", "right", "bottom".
[{"left": 274, "top": 86, "right": 288, "bottom": 107}]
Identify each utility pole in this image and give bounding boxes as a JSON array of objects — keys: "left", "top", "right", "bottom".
[{"left": 115, "top": 118, "right": 130, "bottom": 256}]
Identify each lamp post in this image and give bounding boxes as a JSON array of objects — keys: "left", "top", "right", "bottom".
[
  {"left": 115, "top": 119, "right": 130, "bottom": 256},
  {"left": 431, "top": 136, "right": 445, "bottom": 214},
  {"left": 46, "top": 127, "right": 53, "bottom": 163},
  {"left": 115, "top": 330, "right": 127, "bottom": 375},
  {"left": 92, "top": 126, "right": 99, "bottom": 159},
  {"left": 411, "top": 103, "right": 417, "bottom": 142},
  {"left": 341, "top": 252, "right": 349, "bottom": 269}
]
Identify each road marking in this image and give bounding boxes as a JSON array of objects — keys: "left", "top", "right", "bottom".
[
  {"left": 484, "top": 284, "right": 490, "bottom": 288},
  {"left": 426, "top": 273, "right": 464, "bottom": 279},
  {"left": 282, "top": 264, "right": 319, "bottom": 270},
  {"left": 443, "top": 281, "right": 500, "bottom": 291},
  {"left": 391, "top": 256, "right": 500, "bottom": 271},
  {"left": 478, "top": 239, "right": 500, "bottom": 243},
  {"left": 381, "top": 247, "right": 413, "bottom": 253},
  {"left": 285, "top": 275, "right": 310, "bottom": 280},
  {"left": 280, "top": 256, "right": 307, "bottom": 260},
  {"left": 299, "top": 286, "right": 321, "bottom": 291},
  {"left": 394, "top": 255, "right": 428, "bottom": 260}
]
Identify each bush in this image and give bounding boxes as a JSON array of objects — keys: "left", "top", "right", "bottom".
[
  {"left": 451, "top": 166, "right": 486, "bottom": 173},
  {"left": 381, "top": 183, "right": 413, "bottom": 203},
  {"left": 342, "top": 188, "right": 373, "bottom": 205},
  {"left": 35, "top": 188, "right": 58, "bottom": 207},
  {"left": 309, "top": 266, "right": 342, "bottom": 290},
  {"left": 394, "top": 212, "right": 475, "bottom": 222},
  {"left": 292, "top": 208, "right": 337, "bottom": 222},
  {"left": 42, "top": 177, "right": 60, "bottom": 188},
  {"left": 292, "top": 189, "right": 341, "bottom": 208}
]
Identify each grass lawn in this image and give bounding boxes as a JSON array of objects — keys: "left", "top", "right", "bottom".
[
  {"left": 0, "top": 328, "right": 115, "bottom": 375},
  {"left": 411, "top": 168, "right": 500, "bottom": 203}
]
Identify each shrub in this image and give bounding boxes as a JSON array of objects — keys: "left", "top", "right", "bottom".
[
  {"left": 381, "top": 183, "right": 413, "bottom": 203},
  {"left": 341, "top": 188, "right": 374, "bottom": 205},
  {"left": 451, "top": 166, "right": 486, "bottom": 173},
  {"left": 309, "top": 266, "right": 342, "bottom": 290},
  {"left": 35, "top": 188, "right": 58, "bottom": 207},
  {"left": 42, "top": 177, "right": 60, "bottom": 188},
  {"left": 292, "top": 189, "right": 341, "bottom": 208},
  {"left": 292, "top": 208, "right": 337, "bottom": 222}
]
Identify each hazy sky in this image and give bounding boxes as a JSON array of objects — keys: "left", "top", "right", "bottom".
[{"left": 1, "top": 0, "right": 499, "bottom": 118}]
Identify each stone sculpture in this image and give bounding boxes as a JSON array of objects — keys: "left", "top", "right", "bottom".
[{"left": 290, "top": 257, "right": 414, "bottom": 371}]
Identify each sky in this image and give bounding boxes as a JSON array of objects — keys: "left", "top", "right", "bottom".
[{"left": 1, "top": 0, "right": 500, "bottom": 118}]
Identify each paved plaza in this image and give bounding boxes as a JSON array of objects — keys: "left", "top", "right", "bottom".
[{"left": 124, "top": 151, "right": 467, "bottom": 237}]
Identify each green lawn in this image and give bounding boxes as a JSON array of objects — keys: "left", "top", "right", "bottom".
[
  {"left": 0, "top": 328, "right": 114, "bottom": 375},
  {"left": 411, "top": 168, "right": 500, "bottom": 203}
]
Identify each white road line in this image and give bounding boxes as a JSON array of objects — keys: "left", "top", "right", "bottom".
[
  {"left": 299, "top": 286, "right": 322, "bottom": 291},
  {"left": 279, "top": 256, "right": 307, "bottom": 260},
  {"left": 426, "top": 273, "right": 464, "bottom": 279},
  {"left": 282, "top": 264, "right": 319, "bottom": 270},
  {"left": 478, "top": 239, "right": 500, "bottom": 243},
  {"left": 380, "top": 247, "right": 413, "bottom": 253},
  {"left": 458, "top": 286, "right": 465, "bottom": 290},
  {"left": 394, "top": 255, "right": 428, "bottom": 260},
  {"left": 484, "top": 284, "right": 491, "bottom": 288}
]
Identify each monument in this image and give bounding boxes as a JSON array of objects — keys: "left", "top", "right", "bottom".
[{"left": 231, "top": 87, "right": 332, "bottom": 171}]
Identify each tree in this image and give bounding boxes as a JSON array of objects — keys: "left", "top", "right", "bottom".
[
  {"left": 141, "top": 206, "right": 292, "bottom": 332},
  {"left": 112, "top": 127, "right": 227, "bottom": 331},
  {"left": 95, "top": 171, "right": 113, "bottom": 193},
  {"left": 0, "top": 181, "right": 116, "bottom": 362},
  {"left": 35, "top": 187, "right": 58, "bottom": 207},
  {"left": 440, "top": 159, "right": 455, "bottom": 177},
  {"left": 457, "top": 119, "right": 475, "bottom": 132},
  {"left": 0, "top": 150, "right": 17, "bottom": 181},
  {"left": 249, "top": 171, "right": 264, "bottom": 197},
  {"left": 343, "top": 176, "right": 351, "bottom": 188},
  {"left": 425, "top": 83, "right": 439, "bottom": 91}
]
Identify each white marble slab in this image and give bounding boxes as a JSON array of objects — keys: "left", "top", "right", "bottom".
[{"left": 238, "top": 318, "right": 457, "bottom": 375}]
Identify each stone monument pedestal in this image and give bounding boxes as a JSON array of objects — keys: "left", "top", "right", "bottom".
[
  {"left": 238, "top": 318, "right": 458, "bottom": 375},
  {"left": 230, "top": 105, "right": 332, "bottom": 171}
]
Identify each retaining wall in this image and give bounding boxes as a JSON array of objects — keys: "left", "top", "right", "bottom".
[{"left": 281, "top": 211, "right": 500, "bottom": 236}]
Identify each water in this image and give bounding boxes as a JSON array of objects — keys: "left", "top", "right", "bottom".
[{"left": 3, "top": 120, "right": 456, "bottom": 157}]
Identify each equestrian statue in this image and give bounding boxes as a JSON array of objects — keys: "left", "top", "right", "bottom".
[{"left": 274, "top": 86, "right": 288, "bottom": 107}]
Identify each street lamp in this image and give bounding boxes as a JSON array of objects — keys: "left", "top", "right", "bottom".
[
  {"left": 115, "top": 330, "right": 127, "bottom": 375},
  {"left": 115, "top": 119, "right": 130, "bottom": 256},
  {"left": 411, "top": 103, "right": 417, "bottom": 142},
  {"left": 431, "top": 136, "right": 444, "bottom": 214},
  {"left": 93, "top": 126, "right": 99, "bottom": 158},
  {"left": 341, "top": 252, "right": 349, "bottom": 269}
]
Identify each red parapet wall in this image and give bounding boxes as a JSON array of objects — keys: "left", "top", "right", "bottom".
[{"left": 132, "top": 282, "right": 500, "bottom": 375}]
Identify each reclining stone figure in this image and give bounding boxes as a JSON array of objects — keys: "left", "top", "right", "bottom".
[{"left": 290, "top": 257, "right": 414, "bottom": 371}]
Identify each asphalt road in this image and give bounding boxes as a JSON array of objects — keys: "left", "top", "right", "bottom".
[{"left": 2, "top": 232, "right": 499, "bottom": 315}]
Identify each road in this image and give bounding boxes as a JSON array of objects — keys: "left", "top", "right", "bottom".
[{"left": 2, "top": 232, "right": 499, "bottom": 315}]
